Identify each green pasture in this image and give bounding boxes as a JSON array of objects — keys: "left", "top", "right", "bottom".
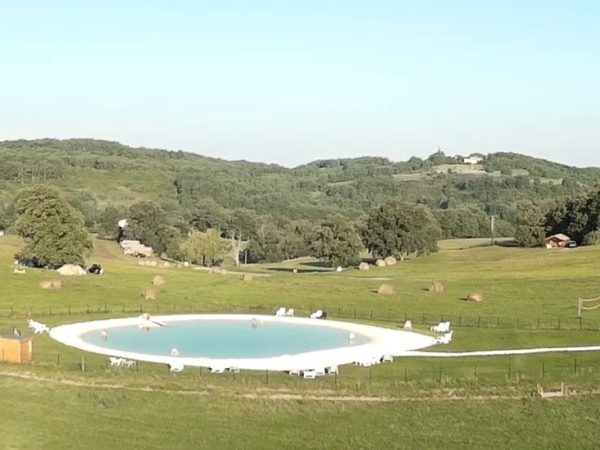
[{"left": 2, "top": 235, "right": 600, "bottom": 448}]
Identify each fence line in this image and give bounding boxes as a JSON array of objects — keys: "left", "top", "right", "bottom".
[{"left": 0, "top": 303, "right": 598, "bottom": 332}]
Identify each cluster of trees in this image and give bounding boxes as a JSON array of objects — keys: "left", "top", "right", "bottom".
[
  {"left": 3, "top": 139, "right": 600, "bottom": 265},
  {"left": 515, "top": 189, "right": 600, "bottom": 247}
]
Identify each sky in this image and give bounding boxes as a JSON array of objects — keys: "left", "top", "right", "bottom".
[{"left": 1, "top": 0, "right": 599, "bottom": 167}]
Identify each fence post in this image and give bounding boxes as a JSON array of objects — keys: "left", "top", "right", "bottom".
[
  {"left": 537, "top": 318, "right": 540, "bottom": 329},
  {"left": 477, "top": 316, "right": 481, "bottom": 328},
  {"left": 459, "top": 316, "right": 462, "bottom": 327},
  {"left": 370, "top": 310, "right": 373, "bottom": 320},
  {"left": 438, "top": 367, "right": 442, "bottom": 384},
  {"left": 353, "top": 309, "right": 356, "bottom": 319},
  {"left": 541, "top": 361, "right": 545, "bottom": 378},
  {"left": 473, "top": 365, "right": 477, "bottom": 378},
  {"left": 574, "top": 358, "right": 577, "bottom": 376},
  {"left": 579, "top": 317, "right": 583, "bottom": 330},
  {"left": 57, "top": 354, "right": 60, "bottom": 365},
  {"left": 81, "top": 356, "right": 85, "bottom": 372},
  {"left": 404, "top": 367, "right": 407, "bottom": 383},
  {"left": 508, "top": 364, "right": 511, "bottom": 380}
]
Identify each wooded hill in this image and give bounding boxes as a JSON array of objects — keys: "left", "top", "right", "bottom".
[{"left": 0, "top": 139, "right": 598, "bottom": 242}]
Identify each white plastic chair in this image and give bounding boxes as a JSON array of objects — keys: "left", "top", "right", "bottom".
[
  {"left": 275, "top": 307, "right": 286, "bottom": 316},
  {"left": 285, "top": 308, "right": 295, "bottom": 317},
  {"left": 309, "top": 309, "right": 323, "bottom": 319}
]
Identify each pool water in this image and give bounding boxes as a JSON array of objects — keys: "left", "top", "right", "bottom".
[{"left": 82, "top": 319, "right": 370, "bottom": 358}]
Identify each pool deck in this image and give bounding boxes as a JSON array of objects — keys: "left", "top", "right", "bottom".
[{"left": 49, "top": 314, "right": 437, "bottom": 372}]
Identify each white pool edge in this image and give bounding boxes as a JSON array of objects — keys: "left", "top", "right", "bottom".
[{"left": 49, "top": 314, "right": 437, "bottom": 371}]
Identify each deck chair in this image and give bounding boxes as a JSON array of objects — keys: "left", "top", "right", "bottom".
[
  {"left": 275, "top": 307, "right": 286, "bottom": 316},
  {"left": 310, "top": 309, "right": 323, "bottom": 319}
]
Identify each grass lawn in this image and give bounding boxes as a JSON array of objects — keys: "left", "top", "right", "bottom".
[{"left": 2, "top": 235, "right": 600, "bottom": 448}]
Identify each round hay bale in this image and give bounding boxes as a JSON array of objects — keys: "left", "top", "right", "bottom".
[
  {"left": 384, "top": 256, "right": 397, "bottom": 266},
  {"left": 467, "top": 293, "right": 483, "bottom": 303},
  {"left": 161, "top": 261, "right": 171, "bottom": 268},
  {"left": 242, "top": 273, "right": 253, "bottom": 282},
  {"left": 152, "top": 275, "right": 166, "bottom": 287},
  {"left": 375, "top": 259, "right": 386, "bottom": 268},
  {"left": 56, "top": 264, "right": 86, "bottom": 276},
  {"left": 428, "top": 281, "right": 445, "bottom": 293},
  {"left": 377, "top": 283, "right": 395, "bottom": 295},
  {"left": 143, "top": 287, "right": 157, "bottom": 301},
  {"left": 358, "top": 262, "right": 370, "bottom": 271},
  {"left": 40, "top": 280, "right": 63, "bottom": 290}
]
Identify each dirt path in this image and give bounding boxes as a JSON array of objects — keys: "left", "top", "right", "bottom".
[{"left": 1, "top": 369, "right": 596, "bottom": 403}]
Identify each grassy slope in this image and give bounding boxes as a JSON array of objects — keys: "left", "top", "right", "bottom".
[
  {"left": 3, "top": 236, "right": 600, "bottom": 447},
  {"left": 2, "top": 377, "right": 600, "bottom": 450}
]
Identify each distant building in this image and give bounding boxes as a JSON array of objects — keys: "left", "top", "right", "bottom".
[
  {"left": 463, "top": 154, "right": 485, "bottom": 165},
  {"left": 545, "top": 233, "right": 572, "bottom": 249}
]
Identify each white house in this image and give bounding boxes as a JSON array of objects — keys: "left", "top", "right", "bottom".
[{"left": 463, "top": 154, "right": 484, "bottom": 165}]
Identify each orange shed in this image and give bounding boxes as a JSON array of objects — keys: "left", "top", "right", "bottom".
[{"left": 0, "top": 337, "right": 32, "bottom": 364}]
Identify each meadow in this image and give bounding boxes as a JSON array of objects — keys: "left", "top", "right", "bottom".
[{"left": 2, "top": 235, "right": 600, "bottom": 448}]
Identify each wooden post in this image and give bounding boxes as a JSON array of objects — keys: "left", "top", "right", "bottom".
[{"left": 578, "top": 298, "right": 582, "bottom": 318}]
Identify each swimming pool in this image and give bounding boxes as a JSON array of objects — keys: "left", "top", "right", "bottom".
[{"left": 50, "top": 314, "right": 437, "bottom": 372}]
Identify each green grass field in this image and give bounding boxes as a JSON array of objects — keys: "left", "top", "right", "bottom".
[{"left": 2, "top": 235, "right": 600, "bottom": 448}]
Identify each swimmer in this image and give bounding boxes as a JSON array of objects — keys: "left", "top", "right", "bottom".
[
  {"left": 250, "top": 318, "right": 259, "bottom": 329},
  {"left": 170, "top": 347, "right": 179, "bottom": 356},
  {"left": 101, "top": 329, "right": 108, "bottom": 341}
]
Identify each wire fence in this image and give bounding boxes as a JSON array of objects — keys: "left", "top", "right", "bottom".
[
  {"left": 0, "top": 303, "right": 598, "bottom": 332},
  {"left": 4, "top": 351, "right": 600, "bottom": 394}
]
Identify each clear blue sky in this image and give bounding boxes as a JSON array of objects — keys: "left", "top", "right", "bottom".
[{"left": 1, "top": 1, "right": 598, "bottom": 167}]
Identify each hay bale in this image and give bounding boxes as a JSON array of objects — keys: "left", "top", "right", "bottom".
[
  {"left": 241, "top": 273, "right": 253, "bottom": 282},
  {"left": 147, "top": 261, "right": 158, "bottom": 267},
  {"left": 40, "top": 280, "right": 63, "bottom": 290},
  {"left": 384, "top": 256, "right": 397, "bottom": 266},
  {"left": 161, "top": 262, "right": 171, "bottom": 268},
  {"left": 56, "top": 264, "right": 86, "bottom": 276},
  {"left": 143, "top": 287, "right": 156, "bottom": 301},
  {"left": 152, "top": 275, "right": 166, "bottom": 287},
  {"left": 138, "top": 260, "right": 145, "bottom": 266},
  {"left": 467, "top": 293, "right": 483, "bottom": 303},
  {"left": 375, "top": 259, "right": 386, "bottom": 268},
  {"left": 358, "top": 262, "right": 370, "bottom": 271},
  {"left": 428, "top": 281, "right": 445, "bottom": 293},
  {"left": 377, "top": 283, "right": 395, "bottom": 295}
]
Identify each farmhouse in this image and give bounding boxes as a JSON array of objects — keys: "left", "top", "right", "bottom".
[
  {"left": 463, "top": 153, "right": 485, "bottom": 165},
  {"left": 544, "top": 233, "right": 572, "bottom": 249}
]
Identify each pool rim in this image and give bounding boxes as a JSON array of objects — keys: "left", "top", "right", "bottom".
[{"left": 49, "top": 314, "right": 437, "bottom": 371}]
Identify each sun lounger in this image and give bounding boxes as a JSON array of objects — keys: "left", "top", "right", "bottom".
[
  {"left": 109, "top": 357, "right": 124, "bottom": 367},
  {"left": 28, "top": 319, "right": 50, "bottom": 334},
  {"left": 275, "top": 307, "right": 286, "bottom": 316},
  {"left": 381, "top": 354, "right": 394, "bottom": 363},
  {"left": 403, "top": 320, "right": 412, "bottom": 330},
  {"left": 302, "top": 369, "right": 316, "bottom": 379},
  {"left": 430, "top": 321, "right": 451, "bottom": 333},
  {"left": 285, "top": 308, "right": 295, "bottom": 317},
  {"left": 169, "top": 362, "right": 184, "bottom": 372},
  {"left": 309, "top": 309, "right": 323, "bottom": 319}
]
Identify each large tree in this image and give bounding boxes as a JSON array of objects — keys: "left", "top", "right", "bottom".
[
  {"left": 515, "top": 200, "right": 546, "bottom": 247},
  {"left": 14, "top": 185, "right": 93, "bottom": 267},
  {"left": 311, "top": 215, "right": 363, "bottom": 266},
  {"left": 364, "top": 200, "right": 441, "bottom": 260},
  {"left": 125, "top": 201, "right": 180, "bottom": 255},
  {"left": 180, "top": 229, "right": 224, "bottom": 266}
]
